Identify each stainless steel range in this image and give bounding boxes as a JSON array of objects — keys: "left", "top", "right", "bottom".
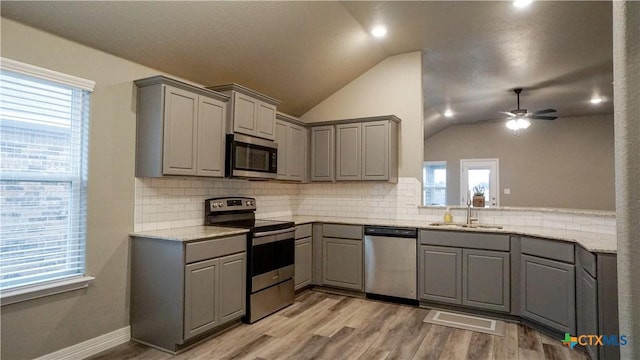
[{"left": 204, "top": 197, "right": 295, "bottom": 323}]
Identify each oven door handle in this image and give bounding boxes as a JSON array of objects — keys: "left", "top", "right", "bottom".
[{"left": 252, "top": 227, "right": 295, "bottom": 238}]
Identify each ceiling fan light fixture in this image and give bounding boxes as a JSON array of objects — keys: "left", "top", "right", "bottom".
[
  {"left": 590, "top": 97, "right": 603, "bottom": 104},
  {"left": 517, "top": 118, "right": 531, "bottom": 129},
  {"left": 371, "top": 25, "right": 387, "bottom": 38},
  {"left": 513, "top": 0, "right": 533, "bottom": 8},
  {"left": 444, "top": 109, "right": 453, "bottom": 118},
  {"left": 506, "top": 119, "right": 519, "bottom": 130}
]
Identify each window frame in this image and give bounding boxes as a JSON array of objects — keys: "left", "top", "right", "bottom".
[
  {"left": 0, "top": 58, "right": 95, "bottom": 305},
  {"left": 423, "top": 160, "right": 447, "bottom": 206}
]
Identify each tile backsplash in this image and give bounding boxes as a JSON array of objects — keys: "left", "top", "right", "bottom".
[{"left": 134, "top": 177, "right": 616, "bottom": 234}]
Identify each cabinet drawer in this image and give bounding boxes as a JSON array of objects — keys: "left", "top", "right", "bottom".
[
  {"left": 185, "top": 235, "right": 246, "bottom": 264},
  {"left": 295, "top": 224, "right": 312, "bottom": 239},
  {"left": 419, "top": 230, "right": 509, "bottom": 251},
  {"left": 576, "top": 246, "right": 597, "bottom": 277},
  {"left": 322, "top": 224, "right": 362, "bottom": 240},
  {"left": 521, "top": 237, "right": 574, "bottom": 263}
]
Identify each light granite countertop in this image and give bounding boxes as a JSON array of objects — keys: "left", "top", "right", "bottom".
[
  {"left": 263, "top": 215, "right": 617, "bottom": 254},
  {"left": 130, "top": 226, "right": 248, "bottom": 242}
]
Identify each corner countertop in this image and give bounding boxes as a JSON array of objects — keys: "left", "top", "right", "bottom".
[
  {"left": 130, "top": 226, "right": 248, "bottom": 242},
  {"left": 263, "top": 216, "right": 617, "bottom": 254}
]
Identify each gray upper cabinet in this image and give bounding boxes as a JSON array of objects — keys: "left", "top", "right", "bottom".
[
  {"left": 275, "top": 113, "right": 307, "bottom": 182},
  {"left": 311, "top": 116, "right": 399, "bottom": 182},
  {"left": 362, "top": 120, "right": 397, "bottom": 181},
  {"left": 335, "top": 123, "right": 362, "bottom": 180},
  {"left": 134, "top": 76, "right": 228, "bottom": 178},
  {"left": 207, "top": 83, "right": 280, "bottom": 141},
  {"left": 310, "top": 125, "right": 335, "bottom": 181}
]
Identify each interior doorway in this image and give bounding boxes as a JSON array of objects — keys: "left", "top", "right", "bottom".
[{"left": 460, "top": 159, "right": 499, "bottom": 207}]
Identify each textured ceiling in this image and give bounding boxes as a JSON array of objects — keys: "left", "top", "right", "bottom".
[{"left": 1, "top": 1, "right": 613, "bottom": 138}]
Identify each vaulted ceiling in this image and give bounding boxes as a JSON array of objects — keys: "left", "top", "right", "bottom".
[{"left": 1, "top": 1, "right": 613, "bottom": 138}]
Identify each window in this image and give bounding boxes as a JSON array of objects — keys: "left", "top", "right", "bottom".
[
  {"left": 0, "top": 58, "right": 94, "bottom": 296},
  {"left": 423, "top": 161, "right": 447, "bottom": 206}
]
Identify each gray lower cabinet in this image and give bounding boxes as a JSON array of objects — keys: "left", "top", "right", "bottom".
[
  {"left": 184, "top": 258, "right": 219, "bottom": 339},
  {"left": 321, "top": 224, "right": 363, "bottom": 291},
  {"left": 520, "top": 254, "right": 576, "bottom": 334},
  {"left": 419, "top": 230, "right": 511, "bottom": 312},
  {"left": 462, "top": 249, "right": 510, "bottom": 312},
  {"left": 322, "top": 237, "right": 363, "bottom": 290},
  {"left": 131, "top": 234, "right": 246, "bottom": 352},
  {"left": 419, "top": 245, "right": 510, "bottom": 312},
  {"left": 294, "top": 238, "right": 312, "bottom": 290},
  {"left": 134, "top": 76, "right": 228, "bottom": 178},
  {"left": 419, "top": 245, "right": 462, "bottom": 304},
  {"left": 577, "top": 267, "right": 598, "bottom": 359}
]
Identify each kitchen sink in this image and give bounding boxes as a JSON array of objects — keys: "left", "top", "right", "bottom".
[{"left": 429, "top": 222, "right": 503, "bottom": 230}]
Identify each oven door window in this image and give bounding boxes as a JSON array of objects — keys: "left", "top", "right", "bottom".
[
  {"left": 251, "top": 238, "right": 294, "bottom": 276},
  {"left": 235, "top": 143, "right": 272, "bottom": 172}
]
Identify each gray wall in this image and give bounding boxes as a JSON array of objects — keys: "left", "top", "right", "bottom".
[
  {"left": 0, "top": 18, "right": 162, "bottom": 359},
  {"left": 424, "top": 114, "right": 615, "bottom": 210}
]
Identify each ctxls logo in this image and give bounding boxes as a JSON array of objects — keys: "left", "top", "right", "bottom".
[{"left": 562, "top": 333, "right": 628, "bottom": 349}]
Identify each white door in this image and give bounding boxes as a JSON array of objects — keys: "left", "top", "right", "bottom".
[{"left": 460, "top": 159, "right": 499, "bottom": 207}]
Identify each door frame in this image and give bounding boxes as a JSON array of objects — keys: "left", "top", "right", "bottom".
[{"left": 460, "top": 158, "right": 500, "bottom": 207}]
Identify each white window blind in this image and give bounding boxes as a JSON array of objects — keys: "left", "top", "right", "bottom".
[{"left": 0, "top": 59, "right": 93, "bottom": 293}]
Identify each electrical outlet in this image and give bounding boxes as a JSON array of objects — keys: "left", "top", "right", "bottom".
[{"left": 504, "top": 188, "right": 511, "bottom": 195}]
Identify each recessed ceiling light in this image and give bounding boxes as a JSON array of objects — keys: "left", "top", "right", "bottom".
[
  {"left": 371, "top": 26, "right": 387, "bottom": 38},
  {"left": 444, "top": 109, "right": 453, "bottom": 118},
  {"left": 513, "top": 0, "right": 533, "bottom": 8},
  {"left": 590, "top": 97, "right": 603, "bottom": 104}
]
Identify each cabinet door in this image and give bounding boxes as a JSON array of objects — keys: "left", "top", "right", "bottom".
[
  {"left": 310, "top": 126, "right": 335, "bottom": 181},
  {"left": 322, "top": 237, "right": 363, "bottom": 290},
  {"left": 233, "top": 92, "right": 257, "bottom": 136},
  {"left": 577, "top": 268, "right": 598, "bottom": 360},
  {"left": 275, "top": 120, "right": 289, "bottom": 179},
  {"left": 288, "top": 123, "right": 306, "bottom": 181},
  {"left": 184, "top": 258, "right": 219, "bottom": 339},
  {"left": 362, "top": 120, "right": 389, "bottom": 180},
  {"left": 163, "top": 85, "right": 198, "bottom": 176},
  {"left": 295, "top": 238, "right": 312, "bottom": 290},
  {"left": 219, "top": 253, "right": 246, "bottom": 324},
  {"left": 419, "top": 245, "right": 462, "bottom": 304},
  {"left": 255, "top": 102, "right": 276, "bottom": 140},
  {"left": 335, "top": 123, "right": 362, "bottom": 180},
  {"left": 196, "top": 95, "right": 226, "bottom": 177},
  {"left": 462, "top": 249, "right": 510, "bottom": 312},
  {"left": 520, "top": 255, "right": 576, "bottom": 334}
]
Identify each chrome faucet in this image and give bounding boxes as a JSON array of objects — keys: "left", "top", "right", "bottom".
[{"left": 466, "top": 197, "right": 479, "bottom": 225}]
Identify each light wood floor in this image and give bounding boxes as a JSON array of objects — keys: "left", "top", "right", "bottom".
[{"left": 89, "top": 290, "right": 589, "bottom": 360}]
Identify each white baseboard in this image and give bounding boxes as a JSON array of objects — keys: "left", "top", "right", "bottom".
[{"left": 35, "top": 326, "right": 130, "bottom": 360}]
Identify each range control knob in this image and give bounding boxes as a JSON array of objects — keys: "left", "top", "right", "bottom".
[
  {"left": 212, "top": 203, "right": 219, "bottom": 208},
  {"left": 217, "top": 202, "right": 224, "bottom": 208},
  {"left": 246, "top": 201, "right": 252, "bottom": 206}
]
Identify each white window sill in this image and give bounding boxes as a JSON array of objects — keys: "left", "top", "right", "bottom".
[{"left": 1, "top": 276, "right": 95, "bottom": 306}]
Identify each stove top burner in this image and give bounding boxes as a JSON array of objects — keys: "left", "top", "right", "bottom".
[{"left": 212, "top": 219, "right": 294, "bottom": 233}]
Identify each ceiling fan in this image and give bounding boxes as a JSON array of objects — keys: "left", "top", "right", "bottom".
[
  {"left": 500, "top": 88, "right": 558, "bottom": 121},
  {"left": 500, "top": 88, "right": 557, "bottom": 131}
]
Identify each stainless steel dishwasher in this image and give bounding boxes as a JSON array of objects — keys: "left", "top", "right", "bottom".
[{"left": 364, "top": 226, "right": 418, "bottom": 300}]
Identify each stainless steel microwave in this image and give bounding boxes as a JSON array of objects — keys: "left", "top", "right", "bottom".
[{"left": 226, "top": 133, "right": 278, "bottom": 179}]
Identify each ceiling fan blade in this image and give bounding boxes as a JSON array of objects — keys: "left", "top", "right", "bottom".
[
  {"left": 532, "top": 115, "right": 557, "bottom": 120},
  {"left": 532, "top": 108, "right": 557, "bottom": 115},
  {"left": 498, "top": 111, "right": 516, "bottom": 117}
]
